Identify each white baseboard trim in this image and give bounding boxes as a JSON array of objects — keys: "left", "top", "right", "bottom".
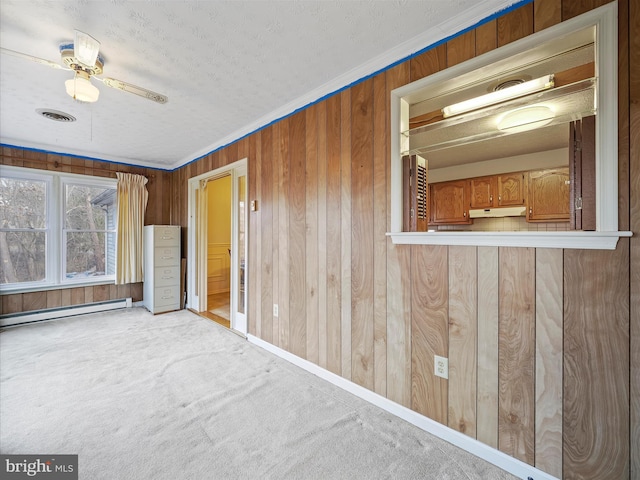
[
  {"left": 247, "top": 333, "right": 558, "bottom": 480},
  {"left": 0, "top": 297, "right": 132, "bottom": 327}
]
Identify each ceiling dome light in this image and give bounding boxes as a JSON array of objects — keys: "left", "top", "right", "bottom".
[
  {"left": 497, "top": 105, "right": 555, "bottom": 133},
  {"left": 65, "top": 71, "right": 99, "bottom": 103}
]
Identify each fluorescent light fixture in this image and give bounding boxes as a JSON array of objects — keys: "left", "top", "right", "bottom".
[
  {"left": 442, "top": 74, "right": 555, "bottom": 118},
  {"left": 497, "top": 105, "right": 555, "bottom": 133},
  {"left": 74, "top": 30, "right": 100, "bottom": 67},
  {"left": 65, "top": 71, "right": 100, "bottom": 103}
]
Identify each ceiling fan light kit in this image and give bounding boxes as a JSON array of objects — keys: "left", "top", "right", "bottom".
[
  {"left": 65, "top": 71, "right": 100, "bottom": 103},
  {"left": 441, "top": 74, "right": 555, "bottom": 118}
]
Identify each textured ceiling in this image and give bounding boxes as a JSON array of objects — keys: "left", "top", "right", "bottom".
[{"left": 0, "top": 0, "right": 515, "bottom": 170}]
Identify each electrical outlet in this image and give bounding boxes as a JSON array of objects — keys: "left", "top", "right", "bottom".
[
  {"left": 434, "top": 355, "right": 448, "bottom": 379},
  {"left": 273, "top": 304, "right": 279, "bottom": 317}
]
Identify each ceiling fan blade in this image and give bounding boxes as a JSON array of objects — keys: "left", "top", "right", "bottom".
[
  {"left": 97, "top": 77, "right": 168, "bottom": 104},
  {"left": 0, "top": 47, "right": 70, "bottom": 70}
]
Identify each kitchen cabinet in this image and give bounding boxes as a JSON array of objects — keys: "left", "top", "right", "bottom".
[
  {"left": 497, "top": 172, "right": 526, "bottom": 206},
  {"left": 469, "top": 176, "right": 496, "bottom": 209},
  {"left": 429, "top": 179, "right": 472, "bottom": 225},
  {"left": 470, "top": 173, "right": 525, "bottom": 209},
  {"left": 429, "top": 168, "right": 568, "bottom": 225},
  {"left": 143, "top": 225, "right": 181, "bottom": 314},
  {"left": 526, "top": 168, "right": 570, "bottom": 222}
]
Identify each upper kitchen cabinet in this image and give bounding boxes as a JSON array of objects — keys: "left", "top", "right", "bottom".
[
  {"left": 389, "top": 3, "right": 631, "bottom": 249},
  {"left": 527, "top": 168, "right": 570, "bottom": 222},
  {"left": 469, "top": 175, "right": 496, "bottom": 209},
  {"left": 468, "top": 172, "right": 525, "bottom": 209},
  {"left": 497, "top": 172, "right": 526, "bottom": 207},
  {"left": 430, "top": 179, "right": 471, "bottom": 225}
]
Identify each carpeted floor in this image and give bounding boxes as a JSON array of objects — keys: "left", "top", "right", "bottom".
[{"left": 0, "top": 308, "right": 516, "bottom": 480}]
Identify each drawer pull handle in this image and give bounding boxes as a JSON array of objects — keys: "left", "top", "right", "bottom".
[
  {"left": 161, "top": 276, "right": 174, "bottom": 280},
  {"left": 161, "top": 295, "right": 173, "bottom": 299},
  {"left": 161, "top": 256, "right": 174, "bottom": 259}
]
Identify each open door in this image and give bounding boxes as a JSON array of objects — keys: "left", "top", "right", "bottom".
[
  {"left": 230, "top": 165, "right": 247, "bottom": 334},
  {"left": 187, "top": 159, "right": 248, "bottom": 336}
]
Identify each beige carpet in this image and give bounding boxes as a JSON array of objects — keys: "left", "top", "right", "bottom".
[{"left": 0, "top": 308, "right": 516, "bottom": 480}]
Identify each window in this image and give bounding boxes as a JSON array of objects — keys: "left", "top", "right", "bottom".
[
  {"left": 0, "top": 172, "right": 49, "bottom": 285},
  {"left": 0, "top": 166, "right": 117, "bottom": 291},
  {"left": 389, "top": 3, "right": 631, "bottom": 250},
  {"left": 63, "top": 182, "right": 117, "bottom": 280}
]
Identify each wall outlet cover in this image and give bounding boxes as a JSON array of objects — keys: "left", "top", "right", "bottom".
[{"left": 434, "top": 355, "right": 448, "bottom": 379}]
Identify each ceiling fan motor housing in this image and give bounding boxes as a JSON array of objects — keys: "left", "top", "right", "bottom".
[{"left": 59, "top": 43, "right": 103, "bottom": 75}]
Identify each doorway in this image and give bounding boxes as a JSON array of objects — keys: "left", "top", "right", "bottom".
[
  {"left": 187, "top": 159, "right": 247, "bottom": 335},
  {"left": 204, "top": 175, "right": 232, "bottom": 328}
]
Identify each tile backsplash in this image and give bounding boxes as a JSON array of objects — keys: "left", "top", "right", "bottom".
[{"left": 435, "top": 216, "right": 570, "bottom": 232}]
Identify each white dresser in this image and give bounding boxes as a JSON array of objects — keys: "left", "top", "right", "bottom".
[{"left": 143, "top": 225, "right": 181, "bottom": 314}]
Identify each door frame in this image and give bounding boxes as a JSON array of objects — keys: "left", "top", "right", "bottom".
[{"left": 187, "top": 158, "right": 248, "bottom": 335}]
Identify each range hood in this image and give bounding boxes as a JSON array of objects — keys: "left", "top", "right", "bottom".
[{"left": 468, "top": 206, "right": 526, "bottom": 218}]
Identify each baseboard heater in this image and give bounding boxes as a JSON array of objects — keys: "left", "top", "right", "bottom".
[{"left": 0, "top": 298, "right": 132, "bottom": 328}]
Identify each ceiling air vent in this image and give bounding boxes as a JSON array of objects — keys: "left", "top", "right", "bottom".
[{"left": 36, "top": 109, "right": 76, "bottom": 122}]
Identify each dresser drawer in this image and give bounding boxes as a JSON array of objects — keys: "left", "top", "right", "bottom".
[
  {"left": 155, "top": 266, "right": 180, "bottom": 287},
  {"left": 154, "top": 247, "right": 180, "bottom": 267}
]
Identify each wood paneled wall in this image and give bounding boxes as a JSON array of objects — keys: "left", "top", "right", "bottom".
[
  {"left": 630, "top": 1, "right": 640, "bottom": 478},
  {"left": 2, "top": 0, "right": 637, "bottom": 478},
  {"left": 0, "top": 146, "right": 172, "bottom": 315},
  {"left": 168, "top": 2, "right": 637, "bottom": 478}
]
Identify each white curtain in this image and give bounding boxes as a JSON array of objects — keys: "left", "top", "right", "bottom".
[{"left": 115, "top": 172, "right": 148, "bottom": 284}]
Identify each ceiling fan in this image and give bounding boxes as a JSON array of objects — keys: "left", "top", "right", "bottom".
[{"left": 0, "top": 30, "right": 168, "bottom": 104}]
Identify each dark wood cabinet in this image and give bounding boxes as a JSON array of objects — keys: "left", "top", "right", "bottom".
[
  {"left": 429, "top": 179, "right": 471, "bottom": 225},
  {"left": 526, "top": 168, "right": 570, "bottom": 222}
]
